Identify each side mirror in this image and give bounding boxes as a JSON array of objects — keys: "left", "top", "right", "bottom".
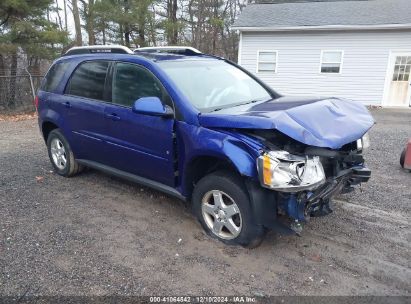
[{"left": 132, "top": 97, "right": 174, "bottom": 118}]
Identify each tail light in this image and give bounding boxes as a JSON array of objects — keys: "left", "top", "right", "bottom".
[{"left": 34, "top": 96, "right": 39, "bottom": 109}]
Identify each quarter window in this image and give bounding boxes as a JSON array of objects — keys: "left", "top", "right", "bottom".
[
  {"left": 42, "top": 61, "right": 70, "bottom": 92},
  {"left": 66, "top": 61, "right": 109, "bottom": 100},
  {"left": 257, "top": 51, "right": 277, "bottom": 72},
  {"left": 320, "top": 51, "right": 343, "bottom": 73},
  {"left": 112, "top": 63, "right": 169, "bottom": 107}
]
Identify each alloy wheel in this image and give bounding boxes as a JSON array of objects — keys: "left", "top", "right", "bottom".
[
  {"left": 201, "top": 190, "right": 242, "bottom": 240},
  {"left": 50, "top": 138, "right": 67, "bottom": 170}
]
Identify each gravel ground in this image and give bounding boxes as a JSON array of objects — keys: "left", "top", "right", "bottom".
[{"left": 0, "top": 108, "right": 410, "bottom": 297}]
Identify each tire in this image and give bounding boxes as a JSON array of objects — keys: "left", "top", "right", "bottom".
[
  {"left": 192, "top": 171, "right": 265, "bottom": 248},
  {"left": 47, "top": 129, "right": 83, "bottom": 177},
  {"left": 400, "top": 148, "right": 406, "bottom": 168}
]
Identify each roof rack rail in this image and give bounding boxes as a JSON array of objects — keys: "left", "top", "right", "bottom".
[
  {"left": 63, "top": 45, "right": 134, "bottom": 56},
  {"left": 134, "top": 46, "right": 202, "bottom": 56}
]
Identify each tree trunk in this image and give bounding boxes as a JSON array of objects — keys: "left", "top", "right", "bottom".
[
  {"left": 63, "top": 0, "right": 68, "bottom": 32},
  {"left": 124, "top": 0, "right": 130, "bottom": 47},
  {"left": 72, "top": 0, "right": 82, "bottom": 46},
  {"left": 84, "top": 0, "right": 95, "bottom": 45},
  {"left": 138, "top": 27, "right": 145, "bottom": 46},
  {"left": 55, "top": 0, "right": 64, "bottom": 30},
  {"left": 212, "top": 0, "right": 218, "bottom": 54},
  {"left": 102, "top": 25, "right": 106, "bottom": 45},
  {"left": 167, "top": 0, "right": 178, "bottom": 45},
  {"left": 119, "top": 24, "right": 124, "bottom": 45},
  {"left": 171, "top": 0, "right": 178, "bottom": 44}
]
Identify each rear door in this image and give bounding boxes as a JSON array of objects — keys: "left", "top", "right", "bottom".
[
  {"left": 102, "top": 62, "right": 175, "bottom": 187},
  {"left": 62, "top": 60, "right": 111, "bottom": 162}
]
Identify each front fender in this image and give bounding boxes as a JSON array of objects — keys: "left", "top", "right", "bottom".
[{"left": 176, "top": 121, "right": 263, "bottom": 195}]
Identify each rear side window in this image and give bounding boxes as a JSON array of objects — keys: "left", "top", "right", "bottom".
[
  {"left": 112, "top": 63, "right": 170, "bottom": 107},
  {"left": 66, "top": 61, "right": 109, "bottom": 100},
  {"left": 42, "top": 61, "right": 70, "bottom": 92}
]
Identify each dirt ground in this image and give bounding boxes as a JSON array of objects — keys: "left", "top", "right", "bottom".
[{"left": 0, "top": 108, "right": 410, "bottom": 297}]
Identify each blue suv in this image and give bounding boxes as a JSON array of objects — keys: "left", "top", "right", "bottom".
[{"left": 37, "top": 46, "right": 373, "bottom": 247}]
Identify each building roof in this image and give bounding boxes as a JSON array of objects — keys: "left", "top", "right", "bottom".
[{"left": 233, "top": 0, "right": 411, "bottom": 31}]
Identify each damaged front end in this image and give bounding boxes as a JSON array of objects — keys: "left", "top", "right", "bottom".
[{"left": 252, "top": 130, "right": 371, "bottom": 235}]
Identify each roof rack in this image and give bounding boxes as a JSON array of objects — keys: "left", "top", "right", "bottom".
[
  {"left": 64, "top": 45, "right": 134, "bottom": 56},
  {"left": 134, "top": 46, "right": 202, "bottom": 56}
]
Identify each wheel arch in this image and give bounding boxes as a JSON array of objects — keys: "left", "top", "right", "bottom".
[
  {"left": 183, "top": 151, "right": 255, "bottom": 201},
  {"left": 41, "top": 120, "right": 59, "bottom": 142}
]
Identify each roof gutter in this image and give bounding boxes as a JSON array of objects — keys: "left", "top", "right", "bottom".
[{"left": 232, "top": 23, "right": 411, "bottom": 32}]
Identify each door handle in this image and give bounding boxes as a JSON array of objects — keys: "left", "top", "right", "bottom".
[
  {"left": 105, "top": 113, "right": 121, "bottom": 121},
  {"left": 64, "top": 102, "right": 72, "bottom": 108}
]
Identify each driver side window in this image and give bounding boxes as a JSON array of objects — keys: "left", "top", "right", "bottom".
[{"left": 112, "top": 63, "right": 171, "bottom": 107}]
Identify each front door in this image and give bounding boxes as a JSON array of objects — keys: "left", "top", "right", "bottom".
[
  {"left": 387, "top": 55, "right": 411, "bottom": 107},
  {"left": 102, "top": 62, "right": 176, "bottom": 187}
]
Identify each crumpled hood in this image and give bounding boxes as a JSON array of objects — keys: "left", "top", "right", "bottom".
[{"left": 198, "top": 96, "right": 375, "bottom": 149}]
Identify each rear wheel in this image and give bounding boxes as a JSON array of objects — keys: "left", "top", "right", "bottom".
[
  {"left": 192, "top": 171, "right": 265, "bottom": 247},
  {"left": 400, "top": 148, "right": 406, "bottom": 168},
  {"left": 47, "top": 129, "right": 83, "bottom": 177}
]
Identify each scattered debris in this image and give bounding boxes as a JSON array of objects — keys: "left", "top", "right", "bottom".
[
  {"left": 309, "top": 254, "right": 322, "bottom": 262},
  {"left": 0, "top": 112, "right": 37, "bottom": 122},
  {"left": 35, "top": 176, "right": 44, "bottom": 182}
]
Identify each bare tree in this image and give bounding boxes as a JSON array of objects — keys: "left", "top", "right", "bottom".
[
  {"left": 63, "top": 0, "right": 68, "bottom": 32},
  {"left": 80, "top": 0, "right": 96, "bottom": 45},
  {"left": 71, "top": 0, "right": 83, "bottom": 45},
  {"left": 167, "top": 0, "right": 178, "bottom": 44}
]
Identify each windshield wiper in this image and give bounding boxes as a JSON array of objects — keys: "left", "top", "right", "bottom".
[
  {"left": 209, "top": 98, "right": 270, "bottom": 113},
  {"left": 230, "top": 98, "right": 269, "bottom": 108}
]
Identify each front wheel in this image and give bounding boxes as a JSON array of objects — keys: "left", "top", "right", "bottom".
[{"left": 192, "top": 171, "right": 265, "bottom": 248}]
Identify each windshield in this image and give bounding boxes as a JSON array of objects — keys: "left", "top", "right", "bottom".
[{"left": 159, "top": 60, "right": 272, "bottom": 112}]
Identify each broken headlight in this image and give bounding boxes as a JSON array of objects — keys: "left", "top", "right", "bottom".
[
  {"left": 356, "top": 132, "right": 370, "bottom": 151},
  {"left": 257, "top": 151, "right": 326, "bottom": 192}
]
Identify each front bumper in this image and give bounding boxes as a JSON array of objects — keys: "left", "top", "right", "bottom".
[{"left": 246, "top": 164, "right": 371, "bottom": 235}]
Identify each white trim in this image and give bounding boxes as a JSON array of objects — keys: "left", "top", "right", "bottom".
[
  {"left": 65, "top": 45, "right": 134, "bottom": 54},
  {"left": 134, "top": 46, "right": 202, "bottom": 54},
  {"left": 256, "top": 50, "right": 278, "bottom": 73},
  {"left": 238, "top": 31, "right": 243, "bottom": 65},
  {"left": 319, "top": 50, "right": 344, "bottom": 74},
  {"left": 232, "top": 23, "right": 411, "bottom": 32},
  {"left": 382, "top": 50, "right": 411, "bottom": 107}
]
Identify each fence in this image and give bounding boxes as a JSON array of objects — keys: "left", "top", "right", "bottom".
[{"left": 0, "top": 70, "right": 44, "bottom": 114}]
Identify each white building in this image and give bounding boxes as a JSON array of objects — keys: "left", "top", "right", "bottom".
[{"left": 233, "top": 0, "right": 411, "bottom": 107}]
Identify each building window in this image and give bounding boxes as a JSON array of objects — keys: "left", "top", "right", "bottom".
[
  {"left": 320, "top": 50, "right": 343, "bottom": 73},
  {"left": 257, "top": 51, "right": 277, "bottom": 72},
  {"left": 392, "top": 56, "right": 411, "bottom": 81}
]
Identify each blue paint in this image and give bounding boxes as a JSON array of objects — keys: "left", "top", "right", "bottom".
[
  {"left": 37, "top": 52, "right": 374, "bottom": 201},
  {"left": 132, "top": 97, "right": 172, "bottom": 117},
  {"left": 280, "top": 194, "right": 307, "bottom": 222},
  {"left": 198, "top": 96, "right": 375, "bottom": 149}
]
